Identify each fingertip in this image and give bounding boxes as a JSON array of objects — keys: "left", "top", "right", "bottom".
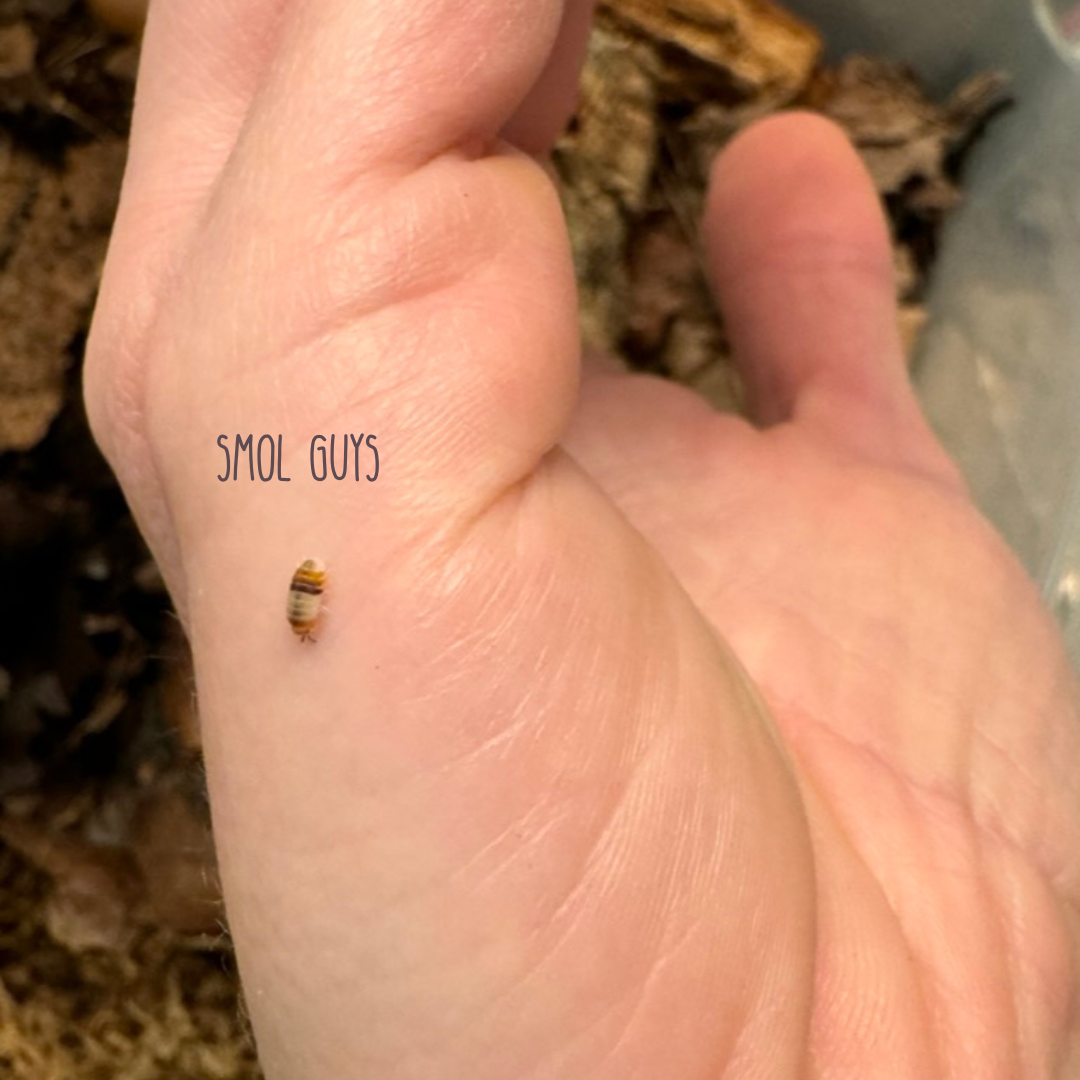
[
  {"left": 704, "top": 111, "right": 899, "bottom": 427},
  {"left": 706, "top": 111, "right": 894, "bottom": 302},
  {"left": 701, "top": 111, "right": 963, "bottom": 485}
]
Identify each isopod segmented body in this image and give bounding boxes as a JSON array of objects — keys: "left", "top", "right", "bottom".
[{"left": 287, "top": 558, "right": 326, "bottom": 642}]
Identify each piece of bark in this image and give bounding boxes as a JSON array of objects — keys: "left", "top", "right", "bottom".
[
  {"left": 0, "top": 21, "right": 36, "bottom": 78},
  {"left": 0, "top": 136, "right": 125, "bottom": 450},
  {"left": 604, "top": 0, "right": 821, "bottom": 102},
  {"left": 157, "top": 633, "right": 201, "bottom": 753},
  {"left": 898, "top": 304, "right": 929, "bottom": 359},
  {"left": 813, "top": 56, "right": 1009, "bottom": 202},
  {"left": 0, "top": 816, "right": 142, "bottom": 951},
  {"left": 130, "top": 788, "right": 221, "bottom": 935},
  {"left": 555, "top": 12, "right": 659, "bottom": 352},
  {"left": 86, "top": 0, "right": 147, "bottom": 37}
]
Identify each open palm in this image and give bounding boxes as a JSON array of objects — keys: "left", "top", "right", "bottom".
[{"left": 85, "top": 1, "right": 1080, "bottom": 1077}]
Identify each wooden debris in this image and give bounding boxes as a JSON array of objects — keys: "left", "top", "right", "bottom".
[
  {"left": 86, "top": 0, "right": 148, "bottom": 37},
  {"left": 555, "top": 0, "right": 1009, "bottom": 393},
  {"left": 813, "top": 57, "right": 1010, "bottom": 207},
  {"left": 607, "top": 0, "right": 821, "bottom": 102}
]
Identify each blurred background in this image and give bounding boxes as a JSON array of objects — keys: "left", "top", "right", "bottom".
[{"left": 0, "top": 0, "right": 1076, "bottom": 1075}]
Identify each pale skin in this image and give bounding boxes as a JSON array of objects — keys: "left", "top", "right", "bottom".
[{"left": 84, "top": 1, "right": 1080, "bottom": 1076}]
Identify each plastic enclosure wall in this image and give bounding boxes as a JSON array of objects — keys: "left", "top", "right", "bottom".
[{"left": 786, "top": 0, "right": 1080, "bottom": 665}]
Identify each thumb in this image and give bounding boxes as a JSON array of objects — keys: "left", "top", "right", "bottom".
[{"left": 704, "top": 112, "right": 962, "bottom": 487}]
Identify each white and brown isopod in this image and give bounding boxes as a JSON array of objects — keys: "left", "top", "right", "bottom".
[{"left": 287, "top": 558, "right": 326, "bottom": 642}]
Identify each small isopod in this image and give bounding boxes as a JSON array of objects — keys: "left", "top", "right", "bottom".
[{"left": 287, "top": 558, "right": 326, "bottom": 642}]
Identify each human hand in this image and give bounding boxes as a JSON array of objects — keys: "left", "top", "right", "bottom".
[{"left": 84, "top": 1, "right": 1080, "bottom": 1076}]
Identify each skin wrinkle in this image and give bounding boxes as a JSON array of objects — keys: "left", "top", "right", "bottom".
[
  {"left": 971, "top": 721, "right": 1079, "bottom": 886},
  {"left": 450, "top": 803, "right": 570, "bottom": 897},
  {"left": 413, "top": 759, "right": 677, "bottom": 1074},
  {"left": 358, "top": 533, "right": 660, "bottom": 825},
  {"left": 436, "top": 286, "right": 577, "bottom": 466},
  {"left": 467, "top": 921, "right": 640, "bottom": 1069},
  {"left": 235, "top": 1, "right": 563, "bottom": 188},
  {"left": 979, "top": 832, "right": 1027, "bottom": 1075},
  {"left": 929, "top": 594, "right": 1080, "bottom": 888},
  {"left": 843, "top": 836, "right": 958, "bottom": 1071},
  {"left": 313, "top": 557, "right": 686, "bottom": 1028},
  {"left": 284, "top": 340, "right": 428, "bottom": 465},
  {"left": 800, "top": 384, "right": 960, "bottom": 480},
  {"left": 478, "top": 577, "right": 620, "bottom": 723},
  {"left": 224, "top": 247, "right": 578, "bottom": 540},
  {"left": 423, "top": 673, "right": 556, "bottom": 775},
  {"left": 523, "top": 983, "right": 647, "bottom": 1080},
  {"left": 721, "top": 974, "right": 801, "bottom": 1080},
  {"left": 794, "top": 433, "right": 966, "bottom": 529},
  {"left": 186, "top": 147, "right": 514, "bottom": 388},
  {"left": 411, "top": 456, "right": 566, "bottom": 588},
  {"left": 775, "top": 687, "right": 969, "bottom": 842},
  {"left": 86, "top": 236, "right": 200, "bottom": 603},
  {"left": 750, "top": 593, "right": 907, "bottom": 727},
  {"left": 236, "top": 825, "right": 554, "bottom": 1059},
  {"left": 526, "top": 911, "right": 735, "bottom": 1080},
  {"left": 474, "top": 736, "right": 670, "bottom": 1018},
  {"left": 532, "top": 810, "right": 732, "bottom": 1080},
  {"left": 717, "top": 233, "right": 894, "bottom": 297},
  {"left": 287, "top": 151, "right": 535, "bottom": 354},
  {"left": 785, "top": 697, "right": 1068, "bottom": 1076},
  {"left": 584, "top": 821, "right": 749, "bottom": 1078},
  {"left": 922, "top": 817, "right": 1020, "bottom": 1077},
  {"left": 447, "top": 966, "right": 630, "bottom": 1080},
  {"left": 139, "top": 0, "right": 292, "bottom": 134},
  {"left": 107, "top": 1, "right": 295, "bottom": 342},
  {"left": 527, "top": 746, "right": 658, "bottom": 944},
  {"left": 1030, "top": 873, "right": 1080, "bottom": 1072},
  {"left": 418, "top": 673, "right": 570, "bottom": 793},
  {"left": 400, "top": 533, "right": 563, "bottom": 708},
  {"left": 793, "top": 739, "right": 949, "bottom": 1079},
  {"left": 407, "top": 462, "right": 564, "bottom": 628},
  {"left": 748, "top": 557, "right": 1008, "bottom": 779}
]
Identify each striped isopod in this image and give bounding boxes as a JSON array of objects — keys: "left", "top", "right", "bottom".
[{"left": 287, "top": 558, "right": 326, "bottom": 642}]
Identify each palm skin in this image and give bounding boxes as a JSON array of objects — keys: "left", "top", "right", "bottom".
[
  {"left": 84, "top": 1, "right": 1080, "bottom": 1076},
  {"left": 570, "top": 362, "right": 1080, "bottom": 1076}
]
